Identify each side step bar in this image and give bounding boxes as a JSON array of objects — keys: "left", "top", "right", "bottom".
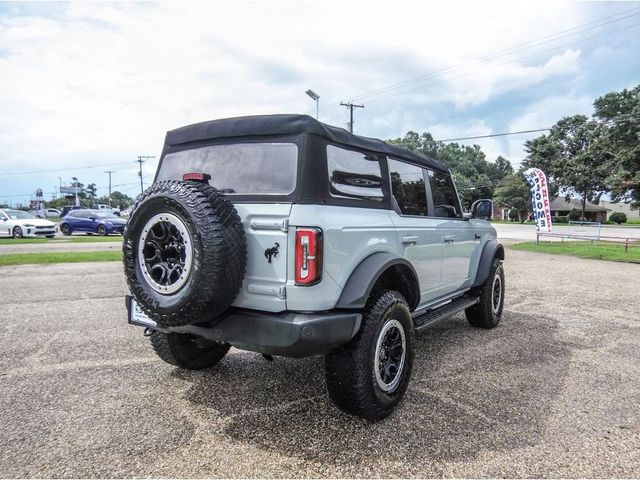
[{"left": 412, "top": 294, "right": 479, "bottom": 331}]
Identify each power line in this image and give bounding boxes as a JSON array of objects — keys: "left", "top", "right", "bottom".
[
  {"left": 136, "top": 155, "right": 155, "bottom": 195},
  {"left": 104, "top": 170, "right": 115, "bottom": 205},
  {"left": 340, "top": 102, "right": 364, "bottom": 133},
  {"left": 437, "top": 128, "right": 551, "bottom": 142},
  {"left": 349, "top": 8, "right": 640, "bottom": 104},
  {"left": 436, "top": 112, "right": 640, "bottom": 143},
  {"left": 0, "top": 160, "right": 137, "bottom": 177},
  {"left": 315, "top": 9, "right": 640, "bottom": 118},
  {"left": 346, "top": 22, "right": 640, "bottom": 110}
]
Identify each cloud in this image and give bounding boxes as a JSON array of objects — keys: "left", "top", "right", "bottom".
[
  {"left": 505, "top": 93, "right": 595, "bottom": 166},
  {"left": 0, "top": 1, "right": 638, "bottom": 201}
]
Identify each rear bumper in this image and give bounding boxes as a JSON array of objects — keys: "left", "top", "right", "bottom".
[{"left": 126, "top": 296, "right": 361, "bottom": 358}]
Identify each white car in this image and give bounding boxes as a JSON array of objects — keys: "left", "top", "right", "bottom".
[
  {"left": 94, "top": 204, "right": 120, "bottom": 216},
  {"left": 45, "top": 208, "right": 62, "bottom": 217},
  {"left": 0, "top": 209, "right": 57, "bottom": 238}
]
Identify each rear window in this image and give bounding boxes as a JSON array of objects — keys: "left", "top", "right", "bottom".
[
  {"left": 157, "top": 143, "right": 298, "bottom": 195},
  {"left": 327, "top": 145, "right": 384, "bottom": 200}
]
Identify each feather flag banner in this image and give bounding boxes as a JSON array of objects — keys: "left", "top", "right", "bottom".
[{"left": 524, "top": 168, "right": 553, "bottom": 233}]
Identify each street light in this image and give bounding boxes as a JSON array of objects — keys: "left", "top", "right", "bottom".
[
  {"left": 72, "top": 176, "right": 79, "bottom": 206},
  {"left": 305, "top": 89, "right": 320, "bottom": 119}
]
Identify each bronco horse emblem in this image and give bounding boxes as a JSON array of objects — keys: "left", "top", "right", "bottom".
[{"left": 264, "top": 243, "right": 280, "bottom": 263}]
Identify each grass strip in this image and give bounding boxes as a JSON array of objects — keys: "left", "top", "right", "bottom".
[
  {"left": 0, "top": 235, "right": 123, "bottom": 245},
  {"left": 0, "top": 250, "right": 123, "bottom": 266},
  {"left": 510, "top": 241, "right": 640, "bottom": 264}
]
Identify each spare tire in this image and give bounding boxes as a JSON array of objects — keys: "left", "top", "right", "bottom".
[{"left": 123, "top": 180, "right": 246, "bottom": 327}]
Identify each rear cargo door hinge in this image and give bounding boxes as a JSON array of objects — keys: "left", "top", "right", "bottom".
[{"left": 249, "top": 218, "right": 289, "bottom": 232}]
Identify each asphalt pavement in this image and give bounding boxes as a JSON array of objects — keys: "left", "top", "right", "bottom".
[{"left": 0, "top": 251, "right": 639, "bottom": 477}]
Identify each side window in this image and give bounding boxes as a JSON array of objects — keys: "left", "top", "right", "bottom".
[
  {"left": 327, "top": 145, "right": 384, "bottom": 201},
  {"left": 428, "top": 170, "right": 462, "bottom": 218},
  {"left": 388, "top": 159, "right": 428, "bottom": 216}
]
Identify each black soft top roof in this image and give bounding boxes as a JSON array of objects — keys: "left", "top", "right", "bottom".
[{"left": 164, "top": 114, "right": 448, "bottom": 173}]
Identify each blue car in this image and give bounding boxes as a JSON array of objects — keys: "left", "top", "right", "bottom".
[{"left": 60, "top": 209, "right": 127, "bottom": 236}]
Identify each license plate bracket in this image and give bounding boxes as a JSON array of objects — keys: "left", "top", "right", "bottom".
[{"left": 127, "top": 296, "right": 157, "bottom": 328}]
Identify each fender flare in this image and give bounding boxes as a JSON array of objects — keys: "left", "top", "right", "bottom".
[
  {"left": 471, "top": 240, "right": 505, "bottom": 288},
  {"left": 335, "top": 252, "right": 420, "bottom": 311}
]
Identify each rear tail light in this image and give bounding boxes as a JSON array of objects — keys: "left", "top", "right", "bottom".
[{"left": 295, "top": 227, "right": 323, "bottom": 285}]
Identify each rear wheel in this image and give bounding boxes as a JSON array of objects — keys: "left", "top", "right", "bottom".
[
  {"left": 465, "top": 257, "right": 505, "bottom": 329},
  {"left": 149, "top": 330, "right": 230, "bottom": 370},
  {"left": 325, "top": 290, "right": 414, "bottom": 421},
  {"left": 12, "top": 227, "right": 23, "bottom": 239},
  {"left": 97, "top": 224, "right": 107, "bottom": 236},
  {"left": 60, "top": 224, "right": 71, "bottom": 236}
]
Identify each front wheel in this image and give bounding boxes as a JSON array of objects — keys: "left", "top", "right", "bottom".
[
  {"left": 465, "top": 257, "right": 505, "bottom": 329},
  {"left": 13, "top": 227, "right": 23, "bottom": 239},
  {"left": 61, "top": 224, "right": 71, "bottom": 236},
  {"left": 97, "top": 224, "right": 107, "bottom": 236},
  {"left": 149, "top": 330, "right": 230, "bottom": 370},
  {"left": 325, "top": 290, "right": 414, "bottom": 421}
]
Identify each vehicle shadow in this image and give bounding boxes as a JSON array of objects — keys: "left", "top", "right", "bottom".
[{"left": 180, "top": 311, "right": 571, "bottom": 470}]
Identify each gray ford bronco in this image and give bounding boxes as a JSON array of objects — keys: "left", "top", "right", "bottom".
[{"left": 124, "top": 114, "right": 505, "bottom": 421}]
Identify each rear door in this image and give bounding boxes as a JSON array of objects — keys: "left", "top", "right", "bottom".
[{"left": 387, "top": 159, "right": 444, "bottom": 304}]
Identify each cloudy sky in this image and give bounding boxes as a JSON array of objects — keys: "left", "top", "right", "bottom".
[{"left": 1, "top": 1, "right": 639, "bottom": 206}]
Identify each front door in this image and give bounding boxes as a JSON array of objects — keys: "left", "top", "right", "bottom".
[{"left": 427, "top": 170, "right": 476, "bottom": 291}]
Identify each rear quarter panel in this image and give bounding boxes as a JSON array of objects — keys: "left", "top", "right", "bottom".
[{"left": 286, "top": 204, "right": 397, "bottom": 311}]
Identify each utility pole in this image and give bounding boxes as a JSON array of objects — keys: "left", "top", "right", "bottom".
[
  {"left": 104, "top": 170, "right": 115, "bottom": 205},
  {"left": 136, "top": 156, "right": 155, "bottom": 195},
  {"left": 340, "top": 101, "right": 364, "bottom": 133}
]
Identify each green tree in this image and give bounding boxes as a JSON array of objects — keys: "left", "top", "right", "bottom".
[
  {"left": 86, "top": 183, "right": 97, "bottom": 201},
  {"left": 388, "top": 132, "right": 501, "bottom": 209},
  {"left": 523, "top": 115, "right": 608, "bottom": 220},
  {"left": 593, "top": 85, "right": 640, "bottom": 208},
  {"left": 493, "top": 173, "right": 530, "bottom": 222},
  {"left": 95, "top": 191, "right": 134, "bottom": 210},
  {"left": 489, "top": 155, "right": 514, "bottom": 180}
]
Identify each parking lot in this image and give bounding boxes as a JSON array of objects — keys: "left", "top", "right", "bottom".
[{"left": 1, "top": 249, "right": 639, "bottom": 478}]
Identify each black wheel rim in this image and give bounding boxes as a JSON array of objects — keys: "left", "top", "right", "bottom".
[
  {"left": 374, "top": 319, "right": 406, "bottom": 392},
  {"left": 138, "top": 213, "right": 192, "bottom": 294}
]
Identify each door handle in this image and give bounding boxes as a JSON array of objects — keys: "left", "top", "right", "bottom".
[
  {"left": 401, "top": 235, "right": 419, "bottom": 245},
  {"left": 443, "top": 235, "right": 456, "bottom": 243}
]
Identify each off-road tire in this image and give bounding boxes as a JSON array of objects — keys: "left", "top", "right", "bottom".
[
  {"left": 325, "top": 290, "right": 414, "bottom": 421},
  {"left": 97, "top": 224, "right": 107, "bottom": 236},
  {"left": 465, "top": 257, "right": 504, "bottom": 329},
  {"left": 124, "top": 180, "right": 246, "bottom": 327},
  {"left": 60, "top": 224, "right": 71, "bottom": 236},
  {"left": 12, "top": 227, "right": 23, "bottom": 239},
  {"left": 149, "top": 330, "right": 230, "bottom": 370}
]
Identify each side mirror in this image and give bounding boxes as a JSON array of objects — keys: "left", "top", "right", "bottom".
[
  {"left": 471, "top": 199, "right": 493, "bottom": 220},
  {"left": 89, "top": 216, "right": 97, "bottom": 221}
]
